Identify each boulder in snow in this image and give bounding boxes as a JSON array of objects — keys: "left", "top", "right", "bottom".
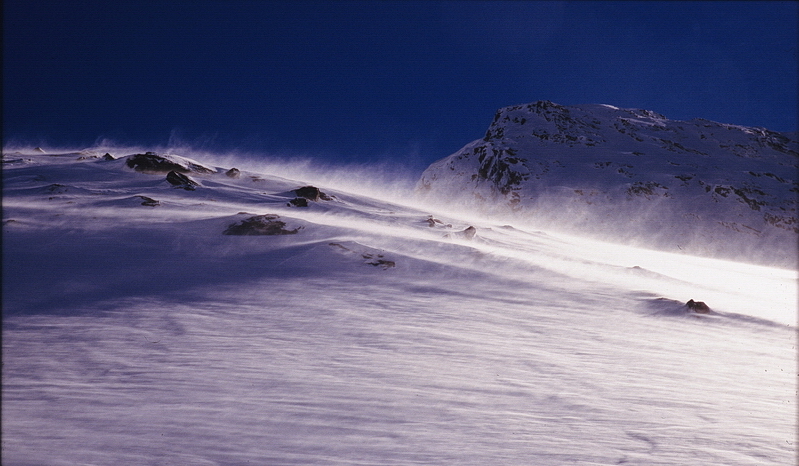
[
  {"left": 328, "top": 242, "right": 396, "bottom": 269},
  {"left": 294, "top": 185, "right": 332, "bottom": 201},
  {"left": 166, "top": 171, "right": 199, "bottom": 190},
  {"left": 686, "top": 299, "right": 711, "bottom": 314},
  {"left": 453, "top": 226, "right": 477, "bottom": 240},
  {"left": 137, "top": 196, "right": 160, "bottom": 207},
  {"left": 223, "top": 214, "right": 302, "bottom": 236},
  {"left": 126, "top": 152, "right": 215, "bottom": 174},
  {"left": 426, "top": 216, "right": 452, "bottom": 228},
  {"left": 288, "top": 197, "right": 309, "bottom": 207}
]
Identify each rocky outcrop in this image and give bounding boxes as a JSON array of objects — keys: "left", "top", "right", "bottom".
[
  {"left": 328, "top": 242, "right": 395, "bottom": 269},
  {"left": 126, "top": 152, "right": 215, "bottom": 174},
  {"left": 137, "top": 196, "right": 160, "bottom": 207},
  {"left": 426, "top": 216, "right": 452, "bottom": 228},
  {"left": 166, "top": 171, "right": 199, "bottom": 190},
  {"left": 287, "top": 186, "right": 333, "bottom": 207},
  {"left": 223, "top": 214, "right": 302, "bottom": 236},
  {"left": 686, "top": 299, "right": 711, "bottom": 314},
  {"left": 294, "top": 186, "right": 332, "bottom": 201},
  {"left": 417, "top": 100, "right": 798, "bottom": 266}
]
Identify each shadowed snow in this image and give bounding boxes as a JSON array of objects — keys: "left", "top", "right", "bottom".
[{"left": 2, "top": 147, "right": 796, "bottom": 465}]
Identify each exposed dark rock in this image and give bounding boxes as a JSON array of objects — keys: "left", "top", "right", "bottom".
[
  {"left": 627, "top": 181, "right": 669, "bottom": 198},
  {"left": 225, "top": 168, "right": 241, "bottom": 178},
  {"left": 686, "top": 299, "right": 711, "bottom": 314},
  {"left": 366, "top": 258, "right": 396, "bottom": 269},
  {"left": 427, "top": 216, "right": 444, "bottom": 227},
  {"left": 223, "top": 214, "right": 301, "bottom": 235},
  {"left": 361, "top": 252, "right": 395, "bottom": 269},
  {"left": 288, "top": 197, "right": 309, "bottom": 207},
  {"left": 294, "top": 185, "right": 332, "bottom": 201},
  {"left": 137, "top": 196, "right": 160, "bottom": 207},
  {"left": 473, "top": 146, "right": 528, "bottom": 194},
  {"left": 166, "top": 171, "right": 199, "bottom": 190},
  {"left": 127, "top": 152, "right": 182, "bottom": 173},
  {"left": 102, "top": 153, "right": 115, "bottom": 161},
  {"left": 329, "top": 242, "right": 396, "bottom": 269},
  {"left": 126, "top": 152, "right": 214, "bottom": 174}
]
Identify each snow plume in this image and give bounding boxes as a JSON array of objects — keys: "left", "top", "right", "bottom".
[
  {"left": 3, "top": 142, "right": 794, "bottom": 323},
  {"left": 224, "top": 154, "right": 422, "bottom": 202},
  {"left": 417, "top": 100, "right": 799, "bottom": 268},
  {"left": 2, "top": 145, "right": 796, "bottom": 465},
  {"left": 418, "top": 184, "right": 798, "bottom": 269},
  {"left": 3, "top": 140, "right": 424, "bottom": 199}
]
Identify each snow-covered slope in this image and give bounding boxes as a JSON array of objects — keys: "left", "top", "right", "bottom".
[
  {"left": 2, "top": 148, "right": 796, "bottom": 465},
  {"left": 418, "top": 101, "right": 799, "bottom": 267}
]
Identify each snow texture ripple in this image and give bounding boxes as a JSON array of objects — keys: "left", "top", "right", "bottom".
[{"left": 2, "top": 145, "right": 796, "bottom": 465}]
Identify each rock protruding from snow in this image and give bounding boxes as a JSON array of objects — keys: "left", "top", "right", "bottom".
[
  {"left": 137, "top": 196, "right": 160, "bottom": 207},
  {"left": 417, "top": 100, "right": 799, "bottom": 266},
  {"left": 288, "top": 197, "right": 309, "bottom": 207},
  {"left": 126, "top": 152, "right": 215, "bottom": 175},
  {"left": 166, "top": 171, "right": 199, "bottom": 190},
  {"left": 294, "top": 185, "right": 332, "bottom": 201},
  {"left": 223, "top": 214, "right": 302, "bottom": 236},
  {"left": 328, "top": 242, "right": 396, "bottom": 269},
  {"left": 454, "top": 226, "right": 477, "bottom": 240},
  {"left": 686, "top": 299, "right": 711, "bottom": 314},
  {"left": 426, "top": 216, "right": 452, "bottom": 228},
  {"left": 287, "top": 186, "right": 334, "bottom": 207}
]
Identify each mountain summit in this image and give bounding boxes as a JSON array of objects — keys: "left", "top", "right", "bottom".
[{"left": 418, "top": 101, "right": 798, "bottom": 265}]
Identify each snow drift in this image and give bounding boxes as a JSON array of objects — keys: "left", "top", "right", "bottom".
[{"left": 2, "top": 145, "right": 796, "bottom": 465}]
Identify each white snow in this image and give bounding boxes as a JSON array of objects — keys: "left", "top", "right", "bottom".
[
  {"left": 418, "top": 101, "right": 799, "bottom": 268},
  {"left": 2, "top": 147, "right": 796, "bottom": 465}
]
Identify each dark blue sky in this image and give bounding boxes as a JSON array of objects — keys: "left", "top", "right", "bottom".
[{"left": 4, "top": 1, "right": 797, "bottom": 169}]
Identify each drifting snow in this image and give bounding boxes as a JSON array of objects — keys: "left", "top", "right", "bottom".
[
  {"left": 418, "top": 100, "right": 799, "bottom": 267},
  {"left": 2, "top": 147, "right": 796, "bottom": 465}
]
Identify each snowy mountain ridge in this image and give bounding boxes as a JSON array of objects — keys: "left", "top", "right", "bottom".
[
  {"left": 417, "top": 101, "right": 798, "bottom": 266},
  {"left": 2, "top": 147, "right": 796, "bottom": 465}
]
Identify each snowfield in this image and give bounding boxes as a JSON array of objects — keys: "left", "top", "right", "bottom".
[
  {"left": 2, "top": 147, "right": 796, "bottom": 465},
  {"left": 418, "top": 101, "right": 799, "bottom": 268}
]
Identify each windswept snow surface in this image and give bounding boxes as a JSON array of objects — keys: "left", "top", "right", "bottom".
[
  {"left": 2, "top": 148, "right": 796, "bottom": 465},
  {"left": 418, "top": 101, "right": 799, "bottom": 268}
]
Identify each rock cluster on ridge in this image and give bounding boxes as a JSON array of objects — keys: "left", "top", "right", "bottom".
[
  {"left": 126, "top": 152, "right": 215, "bottom": 174},
  {"left": 417, "top": 101, "right": 798, "bottom": 265},
  {"left": 223, "top": 214, "right": 302, "bottom": 236}
]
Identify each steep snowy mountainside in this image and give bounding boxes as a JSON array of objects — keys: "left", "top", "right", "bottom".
[
  {"left": 2, "top": 148, "right": 796, "bottom": 465},
  {"left": 3, "top": 148, "right": 794, "bottom": 324},
  {"left": 417, "top": 101, "right": 798, "bottom": 266}
]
